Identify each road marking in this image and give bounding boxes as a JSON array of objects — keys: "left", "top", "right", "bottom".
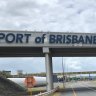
[{"left": 72, "top": 87, "right": 77, "bottom": 96}]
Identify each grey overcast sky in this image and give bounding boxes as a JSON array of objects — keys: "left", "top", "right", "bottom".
[{"left": 0, "top": 0, "right": 96, "bottom": 74}]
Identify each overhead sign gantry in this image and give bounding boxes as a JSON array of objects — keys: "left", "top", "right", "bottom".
[{"left": 0, "top": 30, "right": 96, "bottom": 91}]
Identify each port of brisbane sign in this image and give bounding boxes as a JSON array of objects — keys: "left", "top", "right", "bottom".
[{"left": 0, "top": 31, "right": 96, "bottom": 47}]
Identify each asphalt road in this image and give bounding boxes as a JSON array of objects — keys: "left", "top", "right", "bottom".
[
  {"left": 56, "top": 81, "right": 96, "bottom": 96},
  {"left": 60, "top": 90, "right": 96, "bottom": 96}
]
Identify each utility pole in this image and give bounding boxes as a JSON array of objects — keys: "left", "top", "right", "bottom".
[{"left": 62, "top": 57, "right": 65, "bottom": 88}]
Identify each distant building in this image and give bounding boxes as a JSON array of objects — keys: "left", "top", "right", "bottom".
[
  {"left": 17, "top": 70, "right": 23, "bottom": 77},
  {"left": 3, "top": 70, "right": 11, "bottom": 75},
  {"left": 0, "top": 70, "right": 11, "bottom": 78}
]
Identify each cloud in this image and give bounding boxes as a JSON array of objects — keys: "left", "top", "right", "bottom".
[
  {"left": 68, "top": 61, "right": 82, "bottom": 70},
  {"left": 0, "top": 0, "right": 96, "bottom": 32},
  {"left": 0, "top": 57, "right": 45, "bottom": 74},
  {"left": 0, "top": 57, "right": 96, "bottom": 74},
  {"left": 64, "top": 57, "right": 96, "bottom": 72},
  {"left": 64, "top": 57, "right": 82, "bottom": 72},
  {"left": 53, "top": 57, "right": 96, "bottom": 73},
  {"left": 34, "top": 0, "right": 58, "bottom": 6}
]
